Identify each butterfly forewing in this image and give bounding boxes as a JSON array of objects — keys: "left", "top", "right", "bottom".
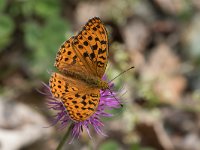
[
  {"left": 54, "top": 37, "right": 94, "bottom": 76},
  {"left": 73, "top": 17, "right": 109, "bottom": 78}
]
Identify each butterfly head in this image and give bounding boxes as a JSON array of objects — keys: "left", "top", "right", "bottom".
[{"left": 99, "top": 80, "right": 109, "bottom": 90}]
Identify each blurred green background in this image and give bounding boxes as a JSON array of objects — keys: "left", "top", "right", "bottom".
[{"left": 1, "top": 0, "right": 200, "bottom": 150}]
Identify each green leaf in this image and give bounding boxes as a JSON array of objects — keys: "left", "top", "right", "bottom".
[
  {"left": 24, "top": 21, "right": 42, "bottom": 50},
  {"left": 32, "top": 0, "right": 60, "bottom": 18},
  {"left": 24, "top": 16, "right": 71, "bottom": 79},
  {"left": 19, "top": 0, "right": 60, "bottom": 19},
  {"left": 99, "top": 140, "right": 120, "bottom": 150},
  {"left": 0, "top": 0, "right": 6, "bottom": 12},
  {"left": 0, "top": 14, "right": 14, "bottom": 49}
]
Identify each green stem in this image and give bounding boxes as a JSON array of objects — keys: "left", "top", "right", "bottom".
[{"left": 56, "top": 123, "right": 74, "bottom": 150}]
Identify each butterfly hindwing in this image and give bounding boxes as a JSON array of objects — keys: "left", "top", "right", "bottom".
[{"left": 49, "top": 72, "right": 100, "bottom": 121}]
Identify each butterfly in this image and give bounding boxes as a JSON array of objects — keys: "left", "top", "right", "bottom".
[{"left": 49, "top": 17, "right": 111, "bottom": 122}]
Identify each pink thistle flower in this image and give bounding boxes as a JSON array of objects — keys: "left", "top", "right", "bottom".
[{"left": 43, "top": 76, "right": 122, "bottom": 143}]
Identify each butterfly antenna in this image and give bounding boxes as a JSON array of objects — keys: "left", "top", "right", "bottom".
[
  {"left": 109, "top": 66, "right": 134, "bottom": 83},
  {"left": 108, "top": 87, "right": 123, "bottom": 107}
]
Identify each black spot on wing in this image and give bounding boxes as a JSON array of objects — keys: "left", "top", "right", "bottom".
[
  {"left": 72, "top": 56, "right": 77, "bottom": 64},
  {"left": 88, "top": 100, "right": 96, "bottom": 106},
  {"left": 74, "top": 41, "right": 79, "bottom": 45},
  {"left": 79, "top": 36, "right": 83, "bottom": 40},
  {"left": 72, "top": 101, "right": 77, "bottom": 104},
  {"left": 75, "top": 93, "right": 81, "bottom": 98},
  {"left": 68, "top": 97, "right": 73, "bottom": 100},
  {"left": 92, "top": 44, "right": 98, "bottom": 50},
  {"left": 88, "top": 36, "right": 92, "bottom": 40},
  {"left": 83, "top": 52, "right": 89, "bottom": 58},
  {"left": 99, "top": 56, "right": 106, "bottom": 60},
  {"left": 81, "top": 107, "right": 86, "bottom": 110},
  {"left": 81, "top": 101, "right": 87, "bottom": 106},
  {"left": 98, "top": 48, "right": 107, "bottom": 54},
  {"left": 97, "top": 61, "right": 104, "bottom": 67},
  {"left": 93, "top": 27, "right": 97, "bottom": 31},
  {"left": 88, "top": 107, "right": 95, "bottom": 111},
  {"left": 100, "top": 40, "right": 107, "bottom": 44},
  {"left": 83, "top": 41, "right": 88, "bottom": 46},
  {"left": 78, "top": 45, "right": 83, "bottom": 49},
  {"left": 82, "top": 95, "right": 86, "bottom": 100},
  {"left": 67, "top": 51, "right": 71, "bottom": 55},
  {"left": 90, "top": 53, "right": 95, "bottom": 60},
  {"left": 95, "top": 37, "right": 99, "bottom": 41}
]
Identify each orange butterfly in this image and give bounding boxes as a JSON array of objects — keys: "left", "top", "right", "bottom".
[{"left": 49, "top": 17, "right": 110, "bottom": 122}]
